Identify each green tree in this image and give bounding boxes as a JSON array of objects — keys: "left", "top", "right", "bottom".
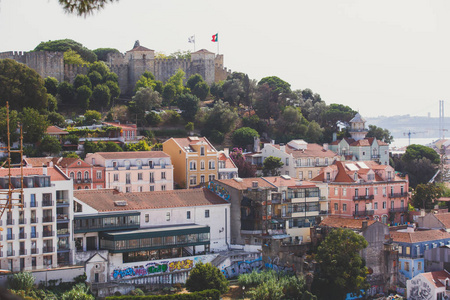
[
  {"left": 258, "top": 76, "right": 291, "bottom": 95},
  {"left": 255, "top": 83, "right": 282, "bottom": 121},
  {"left": 105, "top": 80, "right": 121, "bottom": 102},
  {"left": 0, "top": 107, "right": 19, "bottom": 143},
  {"left": 0, "top": 59, "right": 48, "bottom": 112},
  {"left": 47, "top": 112, "right": 66, "bottom": 127},
  {"left": 58, "top": 81, "right": 76, "bottom": 105},
  {"left": 103, "top": 141, "right": 122, "bottom": 152},
  {"left": 88, "top": 61, "right": 110, "bottom": 78},
  {"left": 162, "top": 83, "right": 177, "bottom": 106},
  {"left": 84, "top": 110, "right": 101, "bottom": 125},
  {"left": 275, "top": 106, "right": 307, "bottom": 142},
  {"left": 232, "top": 127, "right": 259, "bottom": 149},
  {"left": 167, "top": 69, "right": 186, "bottom": 96},
  {"left": 124, "top": 140, "right": 151, "bottom": 151},
  {"left": 93, "top": 48, "right": 120, "bottom": 61},
  {"left": 134, "top": 74, "right": 156, "bottom": 93},
  {"left": 187, "top": 74, "right": 209, "bottom": 101},
  {"left": 47, "top": 94, "right": 58, "bottom": 112},
  {"left": 263, "top": 156, "right": 284, "bottom": 176},
  {"left": 222, "top": 78, "right": 245, "bottom": 106},
  {"left": 7, "top": 271, "right": 35, "bottom": 293},
  {"left": 39, "top": 135, "right": 62, "bottom": 156},
  {"left": 88, "top": 71, "right": 103, "bottom": 87},
  {"left": 168, "top": 50, "right": 191, "bottom": 60},
  {"left": 76, "top": 86, "right": 93, "bottom": 110},
  {"left": 204, "top": 100, "right": 239, "bottom": 134},
  {"left": 312, "top": 228, "right": 369, "bottom": 300},
  {"left": 210, "top": 81, "right": 224, "bottom": 101},
  {"left": 62, "top": 151, "right": 80, "bottom": 158},
  {"left": 185, "top": 261, "right": 229, "bottom": 294},
  {"left": 34, "top": 39, "right": 97, "bottom": 63},
  {"left": 145, "top": 112, "right": 162, "bottom": 126},
  {"left": 61, "top": 283, "right": 94, "bottom": 300},
  {"left": 412, "top": 183, "right": 443, "bottom": 210},
  {"left": 45, "top": 77, "right": 59, "bottom": 96},
  {"left": 367, "top": 125, "right": 393, "bottom": 144},
  {"left": 177, "top": 93, "right": 200, "bottom": 122},
  {"left": 73, "top": 74, "right": 92, "bottom": 90},
  {"left": 64, "top": 49, "right": 90, "bottom": 65},
  {"left": 91, "top": 84, "right": 111, "bottom": 110},
  {"left": 322, "top": 104, "right": 356, "bottom": 132},
  {"left": 403, "top": 144, "right": 440, "bottom": 164},
  {"left": 104, "top": 72, "right": 118, "bottom": 83},
  {"left": 20, "top": 108, "right": 49, "bottom": 144},
  {"left": 305, "top": 121, "right": 324, "bottom": 143},
  {"left": 129, "top": 87, "right": 162, "bottom": 125}
]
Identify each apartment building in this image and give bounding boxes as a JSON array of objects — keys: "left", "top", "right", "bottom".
[
  {"left": 0, "top": 166, "right": 73, "bottom": 272},
  {"left": 84, "top": 151, "right": 173, "bottom": 192},
  {"left": 163, "top": 137, "right": 218, "bottom": 188},
  {"left": 312, "top": 160, "right": 409, "bottom": 225},
  {"left": 217, "top": 150, "right": 238, "bottom": 180}
]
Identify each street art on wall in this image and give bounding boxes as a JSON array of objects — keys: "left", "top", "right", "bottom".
[
  {"left": 208, "top": 181, "right": 230, "bottom": 201},
  {"left": 110, "top": 254, "right": 217, "bottom": 280},
  {"left": 265, "top": 256, "right": 295, "bottom": 273},
  {"left": 409, "top": 277, "right": 432, "bottom": 300},
  {"left": 221, "top": 257, "right": 264, "bottom": 279}
]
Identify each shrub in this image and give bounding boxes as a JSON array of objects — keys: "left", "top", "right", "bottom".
[
  {"left": 8, "top": 272, "right": 35, "bottom": 292},
  {"left": 185, "top": 262, "right": 228, "bottom": 294}
]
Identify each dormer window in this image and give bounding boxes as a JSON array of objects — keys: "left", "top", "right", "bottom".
[
  {"left": 354, "top": 173, "right": 358, "bottom": 181},
  {"left": 77, "top": 161, "right": 81, "bottom": 166}
]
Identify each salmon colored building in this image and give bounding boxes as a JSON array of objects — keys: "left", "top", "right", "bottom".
[
  {"left": 312, "top": 160, "right": 409, "bottom": 225},
  {"left": 163, "top": 137, "right": 218, "bottom": 189}
]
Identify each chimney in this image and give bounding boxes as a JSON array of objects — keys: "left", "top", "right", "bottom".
[
  {"left": 280, "top": 143, "right": 286, "bottom": 152},
  {"left": 42, "top": 164, "right": 47, "bottom": 176},
  {"left": 323, "top": 143, "right": 328, "bottom": 151},
  {"left": 253, "top": 136, "right": 261, "bottom": 152},
  {"left": 224, "top": 148, "right": 229, "bottom": 156},
  {"left": 362, "top": 220, "right": 368, "bottom": 230},
  {"left": 333, "top": 132, "right": 337, "bottom": 142}
]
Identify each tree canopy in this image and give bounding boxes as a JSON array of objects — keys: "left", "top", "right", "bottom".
[
  {"left": 312, "top": 228, "right": 369, "bottom": 300},
  {"left": 232, "top": 127, "right": 259, "bottom": 149},
  {"left": 93, "top": 47, "right": 120, "bottom": 61},
  {"left": 412, "top": 183, "right": 443, "bottom": 210},
  {"left": 0, "top": 59, "right": 48, "bottom": 112},
  {"left": 34, "top": 39, "right": 97, "bottom": 63},
  {"left": 403, "top": 144, "right": 440, "bottom": 164},
  {"left": 258, "top": 76, "right": 291, "bottom": 95},
  {"left": 263, "top": 156, "right": 284, "bottom": 176},
  {"left": 367, "top": 125, "right": 394, "bottom": 144},
  {"left": 185, "top": 261, "right": 229, "bottom": 294}
]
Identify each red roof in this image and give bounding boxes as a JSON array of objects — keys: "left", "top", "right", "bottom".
[
  {"left": 74, "top": 188, "right": 228, "bottom": 212},
  {"left": 421, "top": 270, "right": 450, "bottom": 288},
  {"left": 216, "top": 177, "right": 275, "bottom": 190},
  {"left": 90, "top": 151, "right": 169, "bottom": 160},
  {"left": 0, "top": 167, "right": 68, "bottom": 181},
  {"left": 46, "top": 126, "right": 68, "bottom": 135},
  {"left": 390, "top": 229, "right": 450, "bottom": 243},
  {"left": 218, "top": 153, "right": 237, "bottom": 169},
  {"left": 319, "top": 216, "right": 376, "bottom": 230},
  {"left": 169, "top": 137, "right": 217, "bottom": 153}
]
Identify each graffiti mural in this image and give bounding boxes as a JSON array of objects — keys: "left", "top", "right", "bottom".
[
  {"left": 265, "top": 256, "right": 295, "bottom": 274},
  {"left": 208, "top": 181, "right": 230, "bottom": 201},
  {"left": 409, "top": 277, "right": 432, "bottom": 300},
  {"left": 110, "top": 255, "right": 217, "bottom": 280},
  {"left": 221, "top": 258, "right": 264, "bottom": 279}
]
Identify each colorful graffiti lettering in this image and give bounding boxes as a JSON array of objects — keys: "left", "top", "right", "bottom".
[
  {"left": 221, "top": 258, "right": 263, "bottom": 279},
  {"left": 169, "top": 259, "right": 193, "bottom": 272},
  {"left": 147, "top": 263, "right": 168, "bottom": 274},
  {"left": 208, "top": 182, "right": 230, "bottom": 201},
  {"left": 112, "top": 267, "right": 135, "bottom": 279},
  {"left": 265, "top": 263, "right": 294, "bottom": 273}
]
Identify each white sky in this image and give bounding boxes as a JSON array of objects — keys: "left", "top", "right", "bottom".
[{"left": 1, "top": 0, "right": 450, "bottom": 117}]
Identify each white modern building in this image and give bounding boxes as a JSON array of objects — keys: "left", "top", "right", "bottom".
[{"left": 0, "top": 166, "right": 73, "bottom": 272}]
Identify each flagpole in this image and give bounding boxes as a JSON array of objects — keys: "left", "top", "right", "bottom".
[{"left": 217, "top": 32, "right": 219, "bottom": 54}]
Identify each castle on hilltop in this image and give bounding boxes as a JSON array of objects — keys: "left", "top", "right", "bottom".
[{"left": 0, "top": 40, "right": 230, "bottom": 96}]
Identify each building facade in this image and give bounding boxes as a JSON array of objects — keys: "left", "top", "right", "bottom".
[
  {"left": 85, "top": 151, "right": 173, "bottom": 192},
  {"left": 163, "top": 137, "right": 218, "bottom": 189},
  {"left": 0, "top": 166, "right": 73, "bottom": 272},
  {"left": 407, "top": 270, "right": 450, "bottom": 300},
  {"left": 312, "top": 160, "right": 409, "bottom": 224}
]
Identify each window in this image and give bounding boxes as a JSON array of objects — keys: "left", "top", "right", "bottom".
[
  {"left": 299, "top": 171, "right": 303, "bottom": 180},
  {"left": 398, "top": 246, "right": 402, "bottom": 254},
  {"left": 383, "top": 202, "right": 386, "bottom": 209},
  {"left": 362, "top": 151, "right": 366, "bottom": 156},
  {"left": 354, "top": 173, "right": 358, "bottom": 181},
  {"left": 139, "top": 186, "right": 143, "bottom": 192},
  {"left": 406, "top": 247, "right": 410, "bottom": 255},
  {"left": 30, "top": 194, "right": 36, "bottom": 207},
  {"left": 383, "top": 187, "right": 386, "bottom": 196},
  {"left": 149, "top": 172, "right": 154, "bottom": 183},
  {"left": 166, "top": 212, "right": 170, "bottom": 221},
  {"left": 365, "top": 188, "right": 369, "bottom": 196},
  {"left": 401, "top": 186, "right": 404, "bottom": 195},
  {"left": 77, "top": 172, "right": 82, "bottom": 180},
  {"left": 84, "top": 171, "right": 89, "bottom": 180},
  {"left": 200, "top": 175, "right": 205, "bottom": 183},
  {"left": 401, "top": 200, "right": 404, "bottom": 208},
  {"left": 209, "top": 175, "right": 215, "bottom": 181},
  {"left": 190, "top": 161, "right": 197, "bottom": 170},
  {"left": 161, "top": 172, "right": 166, "bottom": 179},
  {"left": 161, "top": 185, "right": 166, "bottom": 191},
  {"left": 325, "top": 158, "right": 329, "bottom": 165},
  {"left": 418, "top": 261, "right": 422, "bottom": 271},
  {"left": 187, "top": 211, "right": 191, "bottom": 219},
  {"left": 343, "top": 204, "right": 347, "bottom": 211},
  {"left": 355, "top": 189, "right": 359, "bottom": 197},
  {"left": 112, "top": 161, "right": 118, "bottom": 169},
  {"left": 96, "top": 171, "right": 102, "bottom": 179},
  {"left": 200, "top": 147, "right": 205, "bottom": 156},
  {"left": 286, "top": 158, "right": 289, "bottom": 166},
  {"left": 145, "top": 214, "right": 149, "bottom": 223},
  {"left": 334, "top": 203, "right": 338, "bottom": 211},
  {"left": 391, "top": 201, "right": 394, "bottom": 209},
  {"left": 334, "top": 188, "right": 338, "bottom": 195},
  {"left": 149, "top": 186, "right": 154, "bottom": 192},
  {"left": 326, "top": 172, "right": 331, "bottom": 181},
  {"left": 374, "top": 187, "right": 378, "bottom": 195},
  {"left": 126, "top": 173, "right": 131, "bottom": 184},
  {"left": 113, "top": 174, "right": 119, "bottom": 182},
  {"left": 308, "top": 171, "right": 312, "bottom": 179},
  {"left": 138, "top": 173, "right": 143, "bottom": 180},
  {"left": 200, "top": 161, "right": 205, "bottom": 170},
  {"left": 404, "top": 261, "right": 410, "bottom": 271},
  {"left": 126, "top": 187, "right": 131, "bottom": 193},
  {"left": 190, "top": 176, "right": 197, "bottom": 186},
  {"left": 391, "top": 186, "right": 394, "bottom": 195},
  {"left": 70, "top": 172, "right": 74, "bottom": 179},
  {"left": 374, "top": 202, "right": 378, "bottom": 210},
  {"left": 209, "top": 161, "right": 215, "bottom": 170},
  {"left": 343, "top": 188, "right": 347, "bottom": 196},
  {"left": 205, "top": 210, "right": 210, "bottom": 218},
  {"left": 387, "top": 171, "right": 392, "bottom": 180}
]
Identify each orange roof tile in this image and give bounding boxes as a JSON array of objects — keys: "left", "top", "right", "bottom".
[
  {"left": 391, "top": 229, "right": 450, "bottom": 243},
  {"left": 74, "top": 188, "right": 228, "bottom": 212},
  {"left": 216, "top": 178, "right": 275, "bottom": 190},
  {"left": 170, "top": 137, "right": 216, "bottom": 153},
  {"left": 0, "top": 167, "right": 68, "bottom": 181},
  {"left": 319, "top": 216, "right": 376, "bottom": 230},
  {"left": 218, "top": 153, "right": 237, "bottom": 169},
  {"left": 23, "top": 157, "right": 53, "bottom": 167},
  {"left": 421, "top": 270, "right": 450, "bottom": 288},
  {"left": 90, "top": 151, "right": 169, "bottom": 159},
  {"left": 434, "top": 213, "right": 450, "bottom": 228},
  {"left": 284, "top": 143, "right": 338, "bottom": 158},
  {"left": 46, "top": 126, "right": 68, "bottom": 135},
  {"left": 263, "top": 176, "right": 317, "bottom": 188}
]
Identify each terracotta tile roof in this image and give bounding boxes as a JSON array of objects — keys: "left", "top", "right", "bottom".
[
  {"left": 284, "top": 143, "right": 338, "bottom": 158},
  {"left": 216, "top": 177, "right": 275, "bottom": 190},
  {"left": 319, "top": 216, "right": 376, "bottom": 230},
  {"left": 263, "top": 176, "right": 317, "bottom": 188},
  {"left": 74, "top": 188, "right": 228, "bottom": 212},
  {"left": 218, "top": 153, "right": 237, "bottom": 169},
  {"left": 56, "top": 158, "right": 92, "bottom": 168},
  {"left": 129, "top": 45, "right": 153, "bottom": 52},
  {"left": 390, "top": 229, "right": 450, "bottom": 243},
  {"left": 434, "top": 213, "right": 450, "bottom": 228},
  {"left": 170, "top": 137, "right": 216, "bottom": 153},
  {"left": 350, "top": 139, "right": 371, "bottom": 146},
  {"left": 46, "top": 126, "right": 68, "bottom": 135},
  {"left": 102, "top": 122, "right": 137, "bottom": 129},
  {"left": 421, "top": 270, "right": 450, "bottom": 288},
  {"left": 89, "top": 151, "right": 169, "bottom": 160},
  {"left": 23, "top": 157, "right": 53, "bottom": 167},
  {"left": 334, "top": 161, "right": 355, "bottom": 182},
  {"left": 0, "top": 167, "right": 68, "bottom": 181}
]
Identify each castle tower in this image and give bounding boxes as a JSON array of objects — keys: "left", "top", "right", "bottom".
[
  {"left": 349, "top": 113, "right": 368, "bottom": 141},
  {"left": 124, "top": 41, "right": 155, "bottom": 94},
  {"left": 191, "top": 49, "right": 215, "bottom": 84}
]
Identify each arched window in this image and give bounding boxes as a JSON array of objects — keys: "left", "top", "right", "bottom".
[
  {"left": 77, "top": 172, "right": 82, "bottom": 180},
  {"left": 84, "top": 171, "right": 89, "bottom": 180},
  {"left": 69, "top": 172, "right": 74, "bottom": 179},
  {"left": 381, "top": 215, "right": 388, "bottom": 224},
  {"left": 85, "top": 186, "right": 89, "bottom": 189}
]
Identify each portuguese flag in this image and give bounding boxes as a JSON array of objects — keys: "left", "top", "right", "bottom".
[{"left": 211, "top": 33, "right": 218, "bottom": 42}]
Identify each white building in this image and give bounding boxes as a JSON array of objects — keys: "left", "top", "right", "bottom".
[
  {"left": 407, "top": 270, "right": 450, "bottom": 300},
  {"left": 218, "top": 149, "right": 238, "bottom": 180},
  {"left": 0, "top": 166, "right": 73, "bottom": 272}
]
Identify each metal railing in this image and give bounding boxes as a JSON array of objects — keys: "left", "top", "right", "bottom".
[
  {"left": 42, "top": 200, "right": 54, "bottom": 207},
  {"left": 42, "top": 216, "right": 54, "bottom": 223},
  {"left": 42, "top": 247, "right": 54, "bottom": 253},
  {"left": 353, "top": 210, "right": 374, "bottom": 216},
  {"left": 19, "top": 233, "right": 26, "bottom": 239},
  {"left": 43, "top": 231, "right": 54, "bottom": 237},
  {"left": 388, "top": 193, "right": 406, "bottom": 199},
  {"left": 390, "top": 207, "right": 408, "bottom": 213}
]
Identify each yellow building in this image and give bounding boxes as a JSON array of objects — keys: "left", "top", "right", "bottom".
[{"left": 163, "top": 137, "right": 218, "bottom": 188}]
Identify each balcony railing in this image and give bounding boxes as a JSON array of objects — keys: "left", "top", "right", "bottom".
[
  {"left": 7, "top": 234, "right": 14, "bottom": 240},
  {"left": 389, "top": 193, "right": 406, "bottom": 199},
  {"left": 390, "top": 207, "right": 408, "bottom": 213},
  {"left": 43, "top": 231, "right": 54, "bottom": 237},
  {"left": 31, "top": 248, "right": 38, "bottom": 254},
  {"left": 56, "top": 199, "right": 70, "bottom": 205},
  {"left": 30, "top": 201, "right": 37, "bottom": 208},
  {"left": 30, "top": 217, "right": 38, "bottom": 224},
  {"left": 58, "top": 245, "right": 70, "bottom": 251},
  {"left": 19, "top": 218, "right": 26, "bottom": 225},
  {"left": 371, "top": 155, "right": 381, "bottom": 159},
  {"left": 83, "top": 178, "right": 92, "bottom": 183},
  {"left": 19, "top": 233, "right": 26, "bottom": 239},
  {"left": 42, "top": 200, "right": 53, "bottom": 207},
  {"left": 42, "top": 247, "right": 54, "bottom": 253},
  {"left": 353, "top": 195, "right": 374, "bottom": 201},
  {"left": 353, "top": 210, "right": 375, "bottom": 217},
  {"left": 42, "top": 216, "right": 54, "bottom": 223},
  {"left": 6, "top": 219, "right": 14, "bottom": 225},
  {"left": 57, "top": 228, "right": 70, "bottom": 235},
  {"left": 30, "top": 232, "right": 38, "bottom": 239},
  {"left": 19, "top": 249, "right": 26, "bottom": 256},
  {"left": 7, "top": 250, "right": 14, "bottom": 257},
  {"left": 57, "top": 214, "right": 69, "bottom": 221}
]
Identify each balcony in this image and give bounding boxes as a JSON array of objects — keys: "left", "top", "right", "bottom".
[
  {"left": 390, "top": 207, "right": 408, "bottom": 213},
  {"left": 19, "top": 249, "right": 26, "bottom": 256},
  {"left": 83, "top": 178, "right": 92, "bottom": 183},
  {"left": 353, "top": 195, "right": 374, "bottom": 201},
  {"left": 57, "top": 214, "right": 69, "bottom": 222},
  {"left": 57, "top": 228, "right": 70, "bottom": 235},
  {"left": 319, "top": 210, "right": 330, "bottom": 215},
  {"left": 7, "top": 250, "right": 14, "bottom": 257},
  {"left": 42, "top": 247, "right": 54, "bottom": 253},
  {"left": 371, "top": 155, "right": 381, "bottom": 159},
  {"left": 56, "top": 199, "right": 70, "bottom": 206},
  {"left": 389, "top": 193, "right": 406, "bottom": 199},
  {"left": 19, "top": 218, "right": 26, "bottom": 225},
  {"left": 30, "top": 232, "right": 38, "bottom": 239},
  {"left": 30, "top": 217, "right": 38, "bottom": 224},
  {"left": 6, "top": 219, "right": 14, "bottom": 226},
  {"left": 42, "top": 200, "right": 53, "bottom": 207},
  {"left": 43, "top": 231, "right": 54, "bottom": 237},
  {"left": 19, "top": 232, "right": 26, "bottom": 239},
  {"left": 58, "top": 244, "right": 70, "bottom": 251},
  {"left": 30, "top": 201, "right": 37, "bottom": 208},
  {"left": 42, "top": 216, "right": 54, "bottom": 223},
  {"left": 353, "top": 210, "right": 374, "bottom": 217},
  {"left": 31, "top": 248, "right": 38, "bottom": 254},
  {"left": 6, "top": 234, "right": 14, "bottom": 240}
]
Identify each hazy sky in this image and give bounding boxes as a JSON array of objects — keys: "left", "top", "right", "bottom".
[{"left": 1, "top": 0, "right": 450, "bottom": 117}]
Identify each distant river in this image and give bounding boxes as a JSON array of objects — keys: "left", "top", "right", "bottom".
[{"left": 391, "top": 137, "right": 439, "bottom": 149}]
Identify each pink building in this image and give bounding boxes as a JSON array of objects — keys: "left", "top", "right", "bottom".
[
  {"left": 312, "top": 160, "right": 409, "bottom": 225},
  {"left": 84, "top": 151, "right": 173, "bottom": 193}
]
